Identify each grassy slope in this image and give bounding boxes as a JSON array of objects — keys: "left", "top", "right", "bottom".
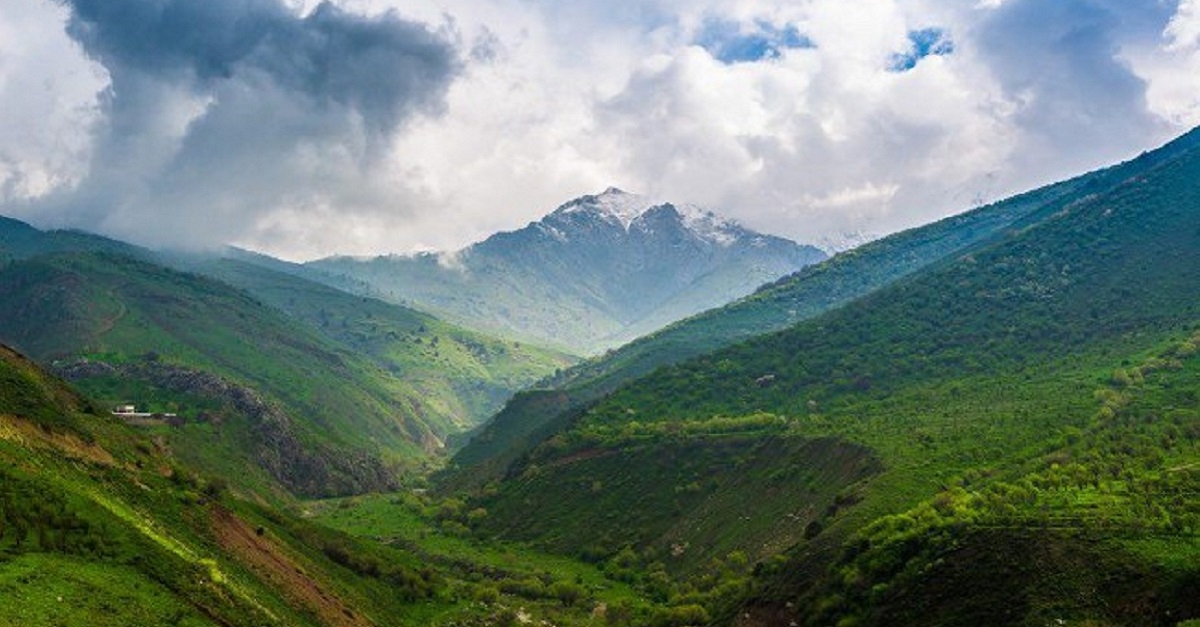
[
  {"left": 189, "top": 257, "right": 574, "bottom": 430},
  {"left": 467, "top": 133, "right": 1200, "bottom": 623},
  {"left": 771, "top": 333, "right": 1200, "bottom": 626},
  {"left": 0, "top": 343, "right": 695, "bottom": 627},
  {"left": 445, "top": 126, "right": 1200, "bottom": 492},
  {"left": 0, "top": 251, "right": 452, "bottom": 496},
  {"left": 0, "top": 344, "right": 448, "bottom": 627}
]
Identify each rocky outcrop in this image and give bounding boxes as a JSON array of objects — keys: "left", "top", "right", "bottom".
[{"left": 54, "top": 358, "right": 399, "bottom": 497}]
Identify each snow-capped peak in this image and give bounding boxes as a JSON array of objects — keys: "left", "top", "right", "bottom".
[
  {"left": 554, "top": 187, "right": 652, "bottom": 230},
  {"left": 553, "top": 188, "right": 740, "bottom": 244}
]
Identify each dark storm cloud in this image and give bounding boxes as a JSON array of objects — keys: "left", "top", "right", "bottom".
[
  {"left": 36, "top": 0, "right": 461, "bottom": 251},
  {"left": 61, "top": 0, "right": 458, "bottom": 135}
]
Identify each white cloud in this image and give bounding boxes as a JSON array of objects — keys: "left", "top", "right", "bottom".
[
  {"left": 1166, "top": 0, "right": 1200, "bottom": 50},
  {"left": 1131, "top": 0, "right": 1200, "bottom": 128},
  {"left": 0, "top": 0, "right": 1195, "bottom": 259},
  {"left": 0, "top": 2, "right": 102, "bottom": 201}
]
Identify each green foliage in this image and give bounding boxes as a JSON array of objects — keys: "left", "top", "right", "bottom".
[
  {"left": 0, "top": 251, "right": 453, "bottom": 496},
  {"left": 477, "top": 435, "right": 879, "bottom": 573},
  {"left": 189, "top": 257, "right": 574, "bottom": 428},
  {"left": 447, "top": 126, "right": 1200, "bottom": 492},
  {"left": 0, "top": 345, "right": 92, "bottom": 432},
  {"left": 454, "top": 129, "right": 1200, "bottom": 624},
  {"left": 0, "top": 346, "right": 498, "bottom": 627}
]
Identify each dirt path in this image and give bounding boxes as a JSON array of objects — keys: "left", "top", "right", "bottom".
[
  {"left": 92, "top": 286, "right": 128, "bottom": 338},
  {"left": 211, "top": 506, "right": 373, "bottom": 627}
]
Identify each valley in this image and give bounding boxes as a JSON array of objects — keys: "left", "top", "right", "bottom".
[{"left": 0, "top": 129, "right": 1198, "bottom": 626}]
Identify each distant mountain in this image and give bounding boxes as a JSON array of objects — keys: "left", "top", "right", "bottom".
[
  {"left": 307, "top": 188, "right": 826, "bottom": 354},
  {"left": 444, "top": 127, "right": 1200, "bottom": 490},
  {"left": 461, "top": 128, "right": 1200, "bottom": 624}
]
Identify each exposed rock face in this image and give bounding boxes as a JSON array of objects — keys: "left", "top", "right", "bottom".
[{"left": 54, "top": 359, "right": 399, "bottom": 497}]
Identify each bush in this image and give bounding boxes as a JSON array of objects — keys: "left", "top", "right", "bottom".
[
  {"left": 548, "top": 580, "right": 585, "bottom": 607},
  {"left": 649, "top": 604, "right": 710, "bottom": 627}
]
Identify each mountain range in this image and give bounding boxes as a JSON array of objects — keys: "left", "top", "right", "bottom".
[
  {"left": 1, "top": 128, "right": 1198, "bottom": 626},
  {"left": 449, "top": 128, "right": 1200, "bottom": 625},
  {"left": 445, "top": 127, "right": 1200, "bottom": 491},
  {"left": 0, "top": 222, "right": 571, "bottom": 499},
  {"left": 307, "top": 188, "right": 827, "bottom": 354}
]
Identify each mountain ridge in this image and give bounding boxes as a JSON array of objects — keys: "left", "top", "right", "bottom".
[
  {"left": 459, "top": 126, "right": 1200, "bottom": 625},
  {"left": 307, "top": 189, "right": 827, "bottom": 354},
  {"left": 0, "top": 220, "right": 570, "bottom": 498},
  {"left": 444, "top": 127, "right": 1200, "bottom": 491}
]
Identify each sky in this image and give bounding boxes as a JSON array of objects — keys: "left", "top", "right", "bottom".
[{"left": 1, "top": 0, "right": 1198, "bottom": 260}]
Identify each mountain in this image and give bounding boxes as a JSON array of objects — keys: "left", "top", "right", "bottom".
[
  {"left": 0, "top": 221, "right": 569, "bottom": 498},
  {"left": 450, "top": 129, "right": 1200, "bottom": 624},
  {"left": 0, "top": 250, "right": 433, "bottom": 497},
  {"left": 307, "top": 188, "right": 826, "bottom": 354},
  {"left": 444, "top": 128, "right": 1200, "bottom": 490},
  {"left": 0, "top": 216, "right": 144, "bottom": 261}
]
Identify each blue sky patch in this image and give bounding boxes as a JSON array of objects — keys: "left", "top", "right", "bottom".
[
  {"left": 889, "top": 27, "right": 954, "bottom": 72},
  {"left": 695, "top": 19, "right": 814, "bottom": 64}
]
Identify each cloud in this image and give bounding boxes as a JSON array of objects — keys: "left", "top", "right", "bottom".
[
  {"left": 1166, "top": 0, "right": 1200, "bottom": 50},
  {"left": 2, "top": 0, "right": 1197, "bottom": 259},
  {"left": 11, "top": 0, "right": 459, "bottom": 256},
  {"left": 0, "top": 2, "right": 101, "bottom": 201},
  {"left": 1132, "top": 0, "right": 1200, "bottom": 127},
  {"left": 969, "top": 0, "right": 1171, "bottom": 177}
]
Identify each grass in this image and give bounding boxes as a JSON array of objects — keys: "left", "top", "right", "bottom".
[
  {"left": 309, "top": 492, "right": 651, "bottom": 610},
  {"left": 0, "top": 554, "right": 216, "bottom": 627},
  {"left": 0, "top": 251, "right": 456, "bottom": 496},
  {"left": 189, "top": 258, "right": 575, "bottom": 428}
]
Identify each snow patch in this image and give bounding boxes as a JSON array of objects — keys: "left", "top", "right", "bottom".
[
  {"left": 555, "top": 187, "right": 651, "bottom": 229},
  {"left": 673, "top": 202, "right": 740, "bottom": 246},
  {"left": 554, "top": 188, "right": 743, "bottom": 246},
  {"left": 816, "top": 230, "right": 878, "bottom": 254},
  {"left": 536, "top": 221, "right": 568, "bottom": 243}
]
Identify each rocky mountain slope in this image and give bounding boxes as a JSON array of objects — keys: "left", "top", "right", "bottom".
[{"left": 308, "top": 188, "right": 826, "bottom": 354}]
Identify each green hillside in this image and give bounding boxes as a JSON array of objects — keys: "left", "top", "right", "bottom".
[
  {"left": 0, "top": 344, "right": 446, "bottom": 627},
  {"left": 0, "top": 216, "right": 144, "bottom": 262},
  {"left": 0, "top": 217, "right": 572, "bottom": 498},
  {"left": 185, "top": 257, "right": 574, "bottom": 429},
  {"left": 0, "top": 251, "right": 452, "bottom": 497},
  {"left": 0, "top": 343, "right": 688, "bottom": 626},
  {"left": 446, "top": 126, "right": 1200, "bottom": 492},
  {"left": 460, "top": 131, "right": 1200, "bottom": 623}
]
